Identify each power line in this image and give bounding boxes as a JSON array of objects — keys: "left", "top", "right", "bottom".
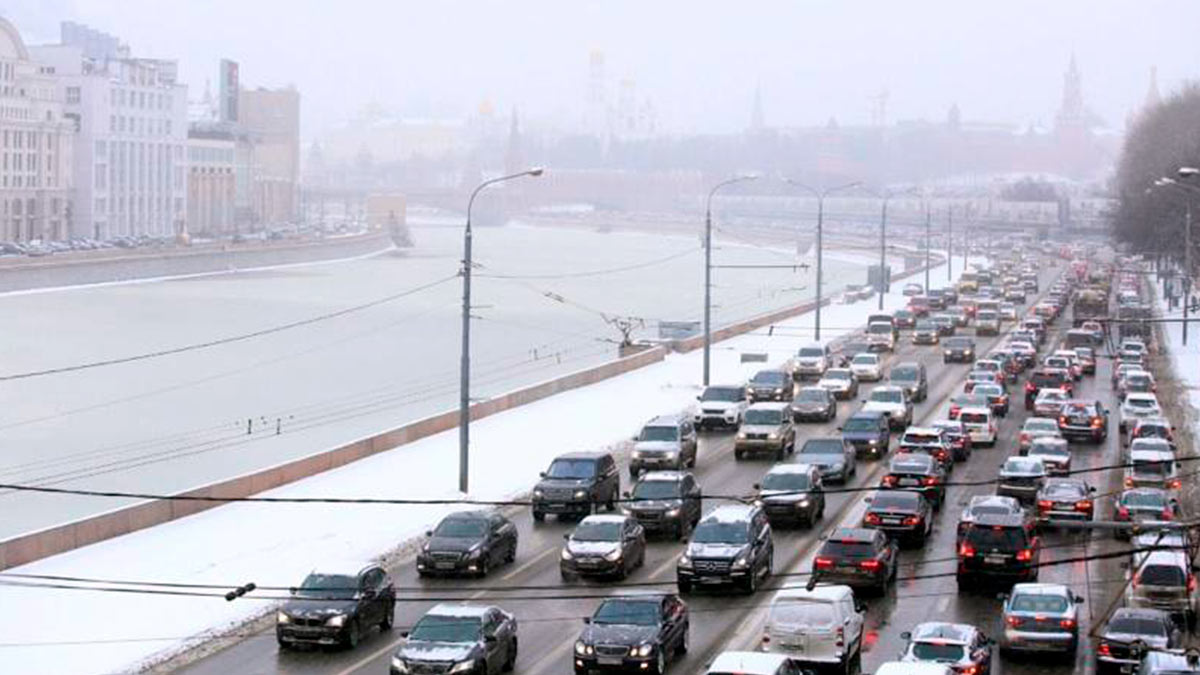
[{"left": 0, "top": 275, "right": 459, "bottom": 382}]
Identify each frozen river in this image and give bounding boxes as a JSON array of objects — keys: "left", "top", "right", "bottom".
[{"left": 0, "top": 218, "right": 871, "bottom": 537}]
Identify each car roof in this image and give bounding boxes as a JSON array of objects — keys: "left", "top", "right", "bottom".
[
  {"left": 638, "top": 470, "right": 689, "bottom": 482},
  {"left": 703, "top": 504, "right": 756, "bottom": 522},
  {"left": 748, "top": 402, "right": 790, "bottom": 411},
  {"left": 1131, "top": 449, "right": 1175, "bottom": 460},
  {"left": 910, "top": 622, "right": 976, "bottom": 644},
  {"left": 875, "top": 663, "right": 953, "bottom": 675},
  {"left": 773, "top": 585, "right": 853, "bottom": 602},
  {"left": 555, "top": 450, "right": 609, "bottom": 460},
  {"left": 426, "top": 603, "right": 494, "bottom": 618},
  {"left": 849, "top": 410, "right": 887, "bottom": 420},
  {"left": 1010, "top": 582, "right": 1072, "bottom": 597},
  {"left": 580, "top": 514, "right": 631, "bottom": 525},
  {"left": 902, "top": 427, "right": 941, "bottom": 435},
  {"left": 1126, "top": 392, "right": 1159, "bottom": 402},
  {"left": 707, "top": 651, "right": 795, "bottom": 673},
  {"left": 828, "top": 527, "right": 877, "bottom": 542},
  {"left": 645, "top": 413, "right": 687, "bottom": 427},
  {"left": 766, "top": 463, "right": 818, "bottom": 475},
  {"left": 442, "top": 510, "right": 493, "bottom": 521},
  {"left": 971, "top": 513, "right": 1026, "bottom": 528},
  {"left": 958, "top": 406, "right": 992, "bottom": 415},
  {"left": 967, "top": 495, "right": 1019, "bottom": 509},
  {"left": 1110, "top": 607, "right": 1172, "bottom": 622}
]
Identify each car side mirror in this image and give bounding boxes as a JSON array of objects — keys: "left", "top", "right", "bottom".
[
  {"left": 563, "top": 533, "right": 571, "bottom": 540},
  {"left": 899, "top": 631, "right": 912, "bottom": 640},
  {"left": 288, "top": 586, "right": 297, "bottom": 595},
  {"left": 362, "top": 588, "right": 377, "bottom": 600},
  {"left": 485, "top": 634, "right": 498, "bottom": 644},
  {"left": 539, "top": 471, "right": 547, "bottom": 478},
  {"left": 1074, "top": 596, "right": 1085, "bottom": 604},
  {"left": 623, "top": 491, "right": 631, "bottom": 498},
  {"left": 425, "top": 530, "right": 433, "bottom": 537},
  {"left": 400, "top": 631, "right": 410, "bottom": 638},
  {"left": 836, "top": 426, "right": 843, "bottom": 432},
  {"left": 752, "top": 483, "right": 761, "bottom": 491},
  {"left": 582, "top": 617, "right": 591, "bottom": 624}
]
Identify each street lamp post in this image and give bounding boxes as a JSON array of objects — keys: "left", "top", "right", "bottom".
[
  {"left": 947, "top": 205, "right": 953, "bottom": 282},
  {"left": 784, "top": 179, "right": 860, "bottom": 341},
  {"left": 459, "top": 168, "right": 544, "bottom": 494},
  {"left": 702, "top": 174, "right": 757, "bottom": 386}
]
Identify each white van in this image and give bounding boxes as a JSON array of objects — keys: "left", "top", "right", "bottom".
[
  {"left": 706, "top": 651, "right": 806, "bottom": 675},
  {"left": 958, "top": 406, "right": 997, "bottom": 446},
  {"left": 875, "top": 663, "right": 953, "bottom": 675},
  {"left": 762, "top": 585, "right": 864, "bottom": 672}
]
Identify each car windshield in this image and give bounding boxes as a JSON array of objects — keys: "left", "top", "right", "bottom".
[
  {"left": 761, "top": 472, "right": 811, "bottom": 491},
  {"left": 891, "top": 459, "right": 930, "bottom": 474},
  {"left": 409, "top": 614, "right": 483, "bottom": 643},
  {"left": 1128, "top": 398, "right": 1158, "bottom": 410},
  {"left": 592, "top": 600, "right": 659, "bottom": 626},
  {"left": 801, "top": 439, "right": 844, "bottom": 455},
  {"left": 701, "top": 387, "right": 742, "bottom": 402},
  {"left": 843, "top": 417, "right": 881, "bottom": 432},
  {"left": 572, "top": 521, "right": 622, "bottom": 541},
  {"left": 1003, "top": 459, "right": 1041, "bottom": 474},
  {"left": 799, "top": 347, "right": 825, "bottom": 358},
  {"left": 1132, "top": 461, "right": 1170, "bottom": 477},
  {"left": 869, "top": 389, "right": 902, "bottom": 403},
  {"left": 825, "top": 370, "right": 851, "bottom": 381},
  {"left": 1108, "top": 616, "right": 1167, "bottom": 637},
  {"left": 547, "top": 459, "right": 596, "bottom": 479},
  {"left": 968, "top": 504, "right": 1013, "bottom": 518},
  {"left": 822, "top": 540, "right": 874, "bottom": 558},
  {"left": 639, "top": 426, "right": 678, "bottom": 442},
  {"left": 692, "top": 521, "right": 748, "bottom": 544},
  {"left": 1030, "top": 445, "right": 1069, "bottom": 458},
  {"left": 796, "top": 389, "right": 828, "bottom": 402},
  {"left": 974, "top": 385, "right": 1001, "bottom": 396},
  {"left": 1011, "top": 594, "right": 1069, "bottom": 613},
  {"left": 632, "top": 481, "right": 681, "bottom": 500},
  {"left": 902, "top": 433, "right": 940, "bottom": 445},
  {"left": 911, "top": 643, "right": 967, "bottom": 662},
  {"left": 916, "top": 321, "right": 935, "bottom": 330},
  {"left": 946, "top": 338, "right": 973, "bottom": 348},
  {"left": 1139, "top": 565, "right": 1187, "bottom": 587},
  {"left": 872, "top": 492, "right": 919, "bottom": 510},
  {"left": 1026, "top": 419, "right": 1059, "bottom": 432},
  {"left": 434, "top": 518, "right": 487, "bottom": 538},
  {"left": 960, "top": 412, "right": 988, "bottom": 424},
  {"left": 1043, "top": 483, "right": 1083, "bottom": 499},
  {"left": 752, "top": 372, "right": 788, "bottom": 385},
  {"left": 744, "top": 409, "right": 783, "bottom": 425},
  {"left": 296, "top": 573, "right": 358, "bottom": 598},
  {"left": 1124, "top": 492, "right": 1166, "bottom": 508},
  {"left": 868, "top": 323, "right": 891, "bottom": 334},
  {"left": 891, "top": 367, "right": 918, "bottom": 381},
  {"left": 965, "top": 526, "right": 1024, "bottom": 550},
  {"left": 852, "top": 355, "right": 877, "bottom": 365}
]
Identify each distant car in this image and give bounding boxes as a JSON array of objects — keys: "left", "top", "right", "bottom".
[
  {"left": 812, "top": 527, "right": 899, "bottom": 595},
  {"left": 623, "top": 471, "right": 703, "bottom": 540},
  {"left": 1027, "top": 437, "right": 1071, "bottom": 475},
  {"left": 1120, "top": 393, "right": 1163, "bottom": 434},
  {"left": 1035, "top": 477, "right": 1094, "bottom": 524},
  {"left": 631, "top": 414, "right": 698, "bottom": 477},
  {"left": 791, "top": 343, "right": 832, "bottom": 379},
  {"left": 899, "top": 622, "right": 993, "bottom": 675},
  {"left": 1130, "top": 417, "right": 1177, "bottom": 451},
  {"left": 948, "top": 393, "right": 989, "bottom": 421},
  {"left": 1032, "top": 388, "right": 1070, "bottom": 419},
  {"left": 840, "top": 410, "right": 891, "bottom": 459},
  {"left": 792, "top": 386, "right": 837, "bottom": 423},
  {"left": 957, "top": 495, "right": 1027, "bottom": 542},
  {"left": 997, "top": 456, "right": 1047, "bottom": 504},
  {"left": 971, "top": 383, "right": 1010, "bottom": 417},
  {"left": 755, "top": 463, "right": 826, "bottom": 528},
  {"left": 694, "top": 385, "right": 749, "bottom": 430},
  {"left": 1018, "top": 417, "right": 1063, "bottom": 454},
  {"left": 889, "top": 361, "right": 929, "bottom": 402},
  {"left": 863, "top": 489, "right": 934, "bottom": 546},
  {"left": 899, "top": 426, "right": 953, "bottom": 471},
  {"left": 417, "top": 510, "right": 518, "bottom": 577},
  {"left": 1125, "top": 447, "right": 1180, "bottom": 491},
  {"left": 532, "top": 451, "right": 621, "bottom": 521},
  {"left": 861, "top": 385, "right": 913, "bottom": 429},
  {"left": 930, "top": 419, "right": 972, "bottom": 462},
  {"left": 817, "top": 368, "right": 859, "bottom": 400},
  {"left": 913, "top": 319, "right": 941, "bottom": 345},
  {"left": 677, "top": 504, "right": 773, "bottom": 594},
  {"left": 736, "top": 403, "right": 796, "bottom": 460},
  {"left": 748, "top": 369, "right": 793, "bottom": 403},
  {"left": 560, "top": 515, "right": 646, "bottom": 581},
  {"left": 797, "top": 437, "right": 856, "bottom": 483},
  {"left": 391, "top": 604, "right": 516, "bottom": 675},
  {"left": 573, "top": 594, "right": 689, "bottom": 675},
  {"left": 903, "top": 283, "right": 924, "bottom": 296},
  {"left": 958, "top": 406, "right": 997, "bottom": 447},
  {"left": 881, "top": 453, "right": 946, "bottom": 509},
  {"left": 850, "top": 353, "right": 884, "bottom": 381},
  {"left": 1001, "top": 583, "right": 1082, "bottom": 656},
  {"left": 277, "top": 562, "right": 395, "bottom": 649}
]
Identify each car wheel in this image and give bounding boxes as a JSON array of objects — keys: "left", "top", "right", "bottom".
[
  {"left": 734, "top": 449, "right": 744, "bottom": 461},
  {"left": 503, "top": 637, "right": 518, "bottom": 672},
  {"left": 606, "top": 492, "right": 617, "bottom": 512},
  {"left": 744, "top": 568, "right": 758, "bottom": 594},
  {"left": 343, "top": 619, "right": 361, "bottom": 650},
  {"left": 532, "top": 510, "right": 545, "bottom": 523},
  {"left": 677, "top": 579, "right": 692, "bottom": 595},
  {"left": 381, "top": 603, "right": 394, "bottom": 631},
  {"left": 505, "top": 541, "right": 516, "bottom": 564},
  {"left": 775, "top": 447, "right": 785, "bottom": 462},
  {"left": 561, "top": 569, "right": 576, "bottom": 582},
  {"left": 654, "top": 649, "right": 667, "bottom": 675},
  {"left": 478, "top": 556, "right": 490, "bottom": 578}
]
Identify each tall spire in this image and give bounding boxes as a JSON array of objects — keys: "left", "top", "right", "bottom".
[
  {"left": 504, "top": 107, "right": 525, "bottom": 176},
  {"left": 1145, "top": 65, "right": 1162, "bottom": 110},
  {"left": 750, "top": 85, "right": 765, "bottom": 132},
  {"left": 1056, "top": 54, "right": 1084, "bottom": 130}
]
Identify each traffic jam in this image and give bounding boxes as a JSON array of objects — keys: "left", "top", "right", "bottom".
[{"left": 262, "top": 244, "right": 1199, "bottom": 675}]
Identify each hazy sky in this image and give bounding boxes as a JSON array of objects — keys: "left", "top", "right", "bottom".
[{"left": 4, "top": 1, "right": 1198, "bottom": 142}]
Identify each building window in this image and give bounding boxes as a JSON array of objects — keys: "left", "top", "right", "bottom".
[
  {"left": 95, "top": 165, "right": 107, "bottom": 189},
  {"left": 95, "top": 139, "right": 107, "bottom": 158},
  {"left": 66, "top": 86, "right": 80, "bottom": 104}
]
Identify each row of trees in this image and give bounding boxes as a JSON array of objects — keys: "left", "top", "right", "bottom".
[{"left": 1112, "top": 84, "right": 1200, "bottom": 253}]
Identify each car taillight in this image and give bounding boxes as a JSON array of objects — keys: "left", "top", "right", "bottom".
[
  {"left": 1060, "top": 618, "right": 1076, "bottom": 630},
  {"left": 999, "top": 395, "right": 1008, "bottom": 404},
  {"left": 864, "top": 513, "right": 882, "bottom": 525},
  {"left": 1117, "top": 506, "right": 1130, "bottom": 518},
  {"left": 1025, "top": 382, "right": 1036, "bottom": 392},
  {"left": 936, "top": 450, "right": 948, "bottom": 461},
  {"left": 1169, "top": 479, "right": 1182, "bottom": 489},
  {"left": 761, "top": 634, "right": 770, "bottom": 645},
  {"left": 903, "top": 515, "right": 921, "bottom": 526},
  {"left": 960, "top": 666, "right": 979, "bottom": 675},
  {"left": 814, "top": 556, "right": 835, "bottom": 570},
  {"left": 1058, "top": 415, "right": 1068, "bottom": 426},
  {"left": 882, "top": 475, "right": 898, "bottom": 487},
  {"left": 959, "top": 543, "right": 976, "bottom": 557},
  {"left": 1075, "top": 500, "right": 1092, "bottom": 512},
  {"left": 860, "top": 559, "right": 882, "bottom": 571},
  {"left": 1020, "top": 433, "right": 1030, "bottom": 444},
  {"left": 1037, "top": 499, "right": 1053, "bottom": 511},
  {"left": 1098, "top": 642, "right": 1112, "bottom": 658},
  {"left": 1016, "top": 548, "right": 1034, "bottom": 562},
  {"left": 1125, "top": 477, "right": 1134, "bottom": 488},
  {"left": 1163, "top": 508, "right": 1175, "bottom": 520},
  {"left": 922, "top": 476, "right": 939, "bottom": 486},
  {"left": 1005, "top": 615, "right": 1022, "bottom": 628},
  {"left": 1189, "top": 575, "right": 1196, "bottom": 593},
  {"left": 1092, "top": 417, "right": 1104, "bottom": 428},
  {"left": 949, "top": 406, "right": 960, "bottom": 418}
]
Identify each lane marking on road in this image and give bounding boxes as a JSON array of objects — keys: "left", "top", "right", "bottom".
[{"left": 501, "top": 545, "right": 558, "bottom": 581}]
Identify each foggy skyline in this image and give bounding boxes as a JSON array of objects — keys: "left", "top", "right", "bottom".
[{"left": 3, "top": 0, "right": 1198, "bottom": 142}]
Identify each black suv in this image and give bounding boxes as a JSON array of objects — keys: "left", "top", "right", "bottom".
[
  {"left": 942, "top": 336, "right": 977, "bottom": 364},
  {"left": 390, "top": 604, "right": 517, "bottom": 675},
  {"left": 277, "top": 563, "right": 395, "bottom": 649},
  {"left": 812, "top": 527, "right": 899, "bottom": 595},
  {"left": 417, "top": 511, "right": 518, "bottom": 578},
  {"left": 754, "top": 464, "right": 826, "bottom": 528},
  {"left": 677, "top": 504, "right": 773, "bottom": 594},
  {"left": 623, "top": 471, "right": 703, "bottom": 540},
  {"left": 532, "top": 452, "right": 620, "bottom": 521},
  {"left": 573, "top": 594, "right": 690, "bottom": 675},
  {"left": 956, "top": 513, "right": 1041, "bottom": 588},
  {"left": 747, "top": 369, "right": 794, "bottom": 402}
]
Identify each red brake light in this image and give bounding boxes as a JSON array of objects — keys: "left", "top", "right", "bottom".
[
  {"left": 1075, "top": 500, "right": 1092, "bottom": 512},
  {"left": 903, "top": 516, "right": 921, "bottom": 526},
  {"left": 1124, "top": 477, "right": 1135, "bottom": 488},
  {"left": 882, "top": 475, "right": 898, "bottom": 487},
  {"left": 1098, "top": 642, "right": 1112, "bottom": 657},
  {"left": 1091, "top": 417, "right": 1104, "bottom": 428},
  {"left": 959, "top": 543, "right": 976, "bottom": 557},
  {"left": 1169, "top": 479, "right": 1182, "bottom": 490},
  {"left": 1189, "top": 575, "right": 1196, "bottom": 593},
  {"left": 1020, "top": 433, "right": 1030, "bottom": 443},
  {"left": 922, "top": 476, "right": 939, "bottom": 486},
  {"left": 1058, "top": 416, "right": 1068, "bottom": 426},
  {"left": 864, "top": 513, "right": 882, "bottom": 525},
  {"left": 1163, "top": 508, "right": 1175, "bottom": 520},
  {"left": 1059, "top": 618, "right": 1076, "bottom": 630},
  {"left": 860, "top": 559, "right": 882, "bottom": 571},
  {"left": 814, "top": 556, "right": 835, "bottom": 570},
  {"left": 1005, "top": 615, "right": 1021, "bottom": 628},
  {"left": 1117, "top": 506, "right": 1130, "bottom": 518},
  {"left": 1016, "top": 548, "right": 1034, "bottom": 562},
  {"left": 1025, "top": 382, "right": 1035, "bottom": 392},
  {"left": 1037, "top": 500, "right": 1053, "bottom": 511}
]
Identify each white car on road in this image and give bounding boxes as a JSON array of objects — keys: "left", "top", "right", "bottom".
[
  {"left": 850, "top": 353, "right": 883, "bottom": 382},
  {"left": 862, "top": 385, "right": 913, "bottom": 430},
  {"left": 958, "top": 406, "right": 997, "bottom": 446},
  {"left": 1120, "top": 392, "right": 1163, "bottom": 434}
]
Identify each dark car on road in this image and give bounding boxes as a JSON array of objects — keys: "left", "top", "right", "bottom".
[
  {"left": 956, "top": 513, "right": 1041, "bottom": 588},
  {"left": 390, "top": 604, "right": 517, "bottom": 675},
  {"left": 792, "top": 386, "right": 837, "bottom": 422},
  {"left": 1036, "top": 478, "right": 1095, "bottom": 525},
  {"left": 748, "top": 369, "right": 794, "bottom": 402},
  {"left": 735, "top": 403, "right": 796, "bottom": 460},
  {"left": 677, "top": 504, "right": 773, "bottom": 594},
  {"left": 942, "top": 336, "right": 977, "bottom": 364},
  {"left": 573, "top": 594, "right": 690, "bottom": 675},
  {"left": 797, "top": 437, "right": 856, "bottom": 483},
  {"left": 889, "top": 362, "right": 928, "bottom": 402},
  {"left": 880, "top": 453, "right": 946, "bottom": 509},
  {"left": 863, "top": 489, "right": 934, "bottom": 546},
  {"left": 841, "top": 410, "right": 890, "bottom": 459},
  {"left": 913, "top": 319, "right": 940, "bottom": 345},
  {"left": 560, "top": 515, "right": 646, "bottom": 581},
  {"left": 1095, "top": 608, "right": 1181, "bottom": 675},
  {"left": 1057, "top": 399, "right": 1109, "bottom": 443},
  {"left": 957, "top": 495, "right": 1028, "bottom": 542},
  {"left": 277, "top": 563, "right": 395, "bottom": 649},
  {"left": 812, "top": 527, "right": 899, "bottom": 595},
  {"left": 754, "top": 463, "right": 825, "bottom": 528},
  {"left": 623, "top": 471, "right": 703, "bottom": 540},
  {"left": 417, "top": 511, "right": 518, "bottom": 578},
  {"left": 532, "top": 452, "right": 621, "bottom": 522},
  {"left": 1114, "top": 488, "right": 1178, "bottom": 540},
  {"left": 1025, "top": 368, "right": 1074, "bottom": 409}
]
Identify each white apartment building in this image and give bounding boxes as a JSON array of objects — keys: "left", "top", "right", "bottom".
[
  {"left": 0, "top": 18, "right": 75, "bottom": 242},
  {"left": 33, "top": 25, "right": 187, "bottom": 240}
]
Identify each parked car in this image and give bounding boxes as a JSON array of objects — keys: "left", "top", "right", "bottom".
[
  {"left": 277, "top": 563, "right": 395, "bottom": 649},
  {"left": 760, "top": 586, "right": 864, "bottom": 674},
  {"left": 573, "top": 594, "right": 689, "bottom": 675},
  {"left": 623, "top": 471, "right": 703, "bottom": 540},
  {"left": 417, "top": 511, "right": 518, "bottom": 577},
  {"left": 811, "top": 527, "right": 899, "bottom": 595},
  {"left": 735, "top": 403, "right": 796, "bottom": 460},
  {"left": 796, "top": 437, "right": 856, "bottom": 483},
  {"left": 792, "top": 386, "right": 838, "bottom": 423},
  {"left": 677, "top": 504, "right": 773, "bottom": 594},
  {"left": 754, "top": 463, "right": 825, "bottom": 528},
  {"left": 631, "top": 414, "right": 698, "bottom": 477},
  {"left": 391, "top": 604, "right": 516, "bottom": 675},
  {"left": 841, "top": 410, "right": 891, "bottom": 459},
  {"left": 694, "top": 385, "right": 749, "bottom": 430},
  {"left": 1000, "top": 583, "right": 1082, "bottom": 657},
  {"left": 863, "top": 489, "right": 934, "bottom": 546},
  {"left": 532, "top": 451, "right": 621, "bottom": 521}
]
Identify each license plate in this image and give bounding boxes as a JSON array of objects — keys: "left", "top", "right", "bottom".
[
  {"left": 899, "top": 478, "right": 919, "bottom": 486},
  {"left": 434, "top": 562, "right": 456, "bottom": 570},
  {"left": 985, "top": 554, "right": 1006, "bottom": 565},
  {"left": 598, "top": 656, "right": 623, "bottom": 666},
  {"left": 548, "top": 503, "right": 566, "bottom": 510},
  {"left": 883, "top": 518, "right": 903, "bottom": 525}
]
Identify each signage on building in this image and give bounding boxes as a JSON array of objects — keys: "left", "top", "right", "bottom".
[{"left": 220, "top": 59, "right": 239, "bottom": 122}]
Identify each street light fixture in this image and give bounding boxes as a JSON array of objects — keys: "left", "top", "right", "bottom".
[
  {"left": 1180, "top": 167, "right": 1200, "bottom": 179},
  {"left": 702, "top": 174, "right": 758, "bottom": 386},
  {"left": 783, "top": 179, "right": 861, "bottom": 341},
  {"left": 858, "top": 186, "right": 920, "bottom": 311},
  {"left": 459, "top": 167, "right": 544, "bottom": 494},
  {"left": 1150, "top": 177, "right": 1195, "bottom": 345}
]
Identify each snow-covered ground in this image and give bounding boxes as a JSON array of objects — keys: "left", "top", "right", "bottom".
[{"left": 0, "top": 251, "right": 972, "bottom": 675}]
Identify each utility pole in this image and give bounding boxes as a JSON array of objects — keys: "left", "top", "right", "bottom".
[
  {"left": 924, "top": 207, "right": 931, "bottom": 292},
  {"left": 1185, "top": 202, "right": 1192, "bottom": 346},
  {"left": 783, "top": 179, "right": 860, "bottom": 342},
  {"left": 946, "top": 205, "right": 953, "bottom": 281},
  {"left": 703, "top": 175, "right": 757, "bottom": 386},
  {"left": 878, "top": 198, "right": 888, "bottom": 311}
]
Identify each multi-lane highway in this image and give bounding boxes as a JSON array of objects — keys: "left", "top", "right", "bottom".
[{"left": 173, "top": 258, "right": 1163, "bottom": 675}]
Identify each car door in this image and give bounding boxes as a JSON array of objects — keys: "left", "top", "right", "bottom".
[
  {"left": 660, "top": 595, "right": 683, "bottom": 651},
  {"left": 754, "top": 511, "right": 772, "bottom": 572},
  {"left": 487, "top": 515, "right": 509, "bottom": 564},
  {"left": 682, "top": 475, "right": 701, "bottom": 523},
  {"left": 480, "top": 609, "right": 505, "bottom": 674},
  {"left": 681, "top": 421, "right": 697, "bottom": 463},
  {"left": 358, "top": 568, "right": 383, "bottom": 625},
  {"left": 626, "top": 520, "right": 645, "bottom": 562}
]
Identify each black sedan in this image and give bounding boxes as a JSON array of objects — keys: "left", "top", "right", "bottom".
[
  {"left": 417, "top": 511, "right": 518, "bottom": 577},
  {"left": 863, "top": 489, "right": 934, "bottom": 546},
  {"left": 573, "top": 594, "right": 690, "bottom": 675},
  {"left": 391, "top": 604, "right": 517, "bottom": 675},
  {"left": 277, "top": 563, "right": 395, "bottom": 649},
  {"left": 561, "top": 515, "right": 647, "bottom": 581}
]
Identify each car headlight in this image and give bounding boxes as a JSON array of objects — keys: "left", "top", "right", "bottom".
[
  {"left": 678, "top": 554, "right": 692, "bottom": 568},
  {"left": 561, "top": 547, "right": 574, "bottom": 560},
  {"left": 768, "top": 432, "right": 779, "bottom": 440},
  {"left": 774, "top": 388, "right": 784, "bottom": 394},
  {"left": 732, "top": 553, "right": 750, "bottom": 569},
  {"left": 621, "top": 507, "right": 633, "bottom": 516},
  {"left": 604, "top": 548, "right": 623, "bottom": 562},
  {"left": 467, "top": 544, "right": 483, "bottom": 558},
  {"left": 276, "top": 611, "right": 291, "bottom": 625},
  {"left": 635, "top": 643, "right": 654, "bottom": 657},
  {"left": 632, "top": 450, "right": 643, "bottom": 459},
  {"left": 867, "top": 438, "right": 880, "bottom": 446},
  {"left": 665, "top": 508, "right": 680, "bottom": 517},
  {"left": 533, "top": 489, "right": 544, "bottom": 498},
  {"left": 326, "top": 614, "right": 347, "bottom": 628},
  {"left": 664, "top": 451, "right": 678, "bottom": 458},
  {"left": 421, "top": 541, "right": 430, "bottom": 552},
  {"left": 737, "top": 432, "right": 747, "bottom": 439},
  {"left": 449, "top": 660, "right": 476, "bottom": 674},
  {"left": 575, "top": 641, "right": 594, "bottom": 656},
  {"left": 391, "top": 657, "right": 409, "bottom": 673},
  {"left": 574, "top": 490, "right": 588, "bottom": 499},
  {"left": 798, "top": 499, "right": 810, "bottom": 507}
]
